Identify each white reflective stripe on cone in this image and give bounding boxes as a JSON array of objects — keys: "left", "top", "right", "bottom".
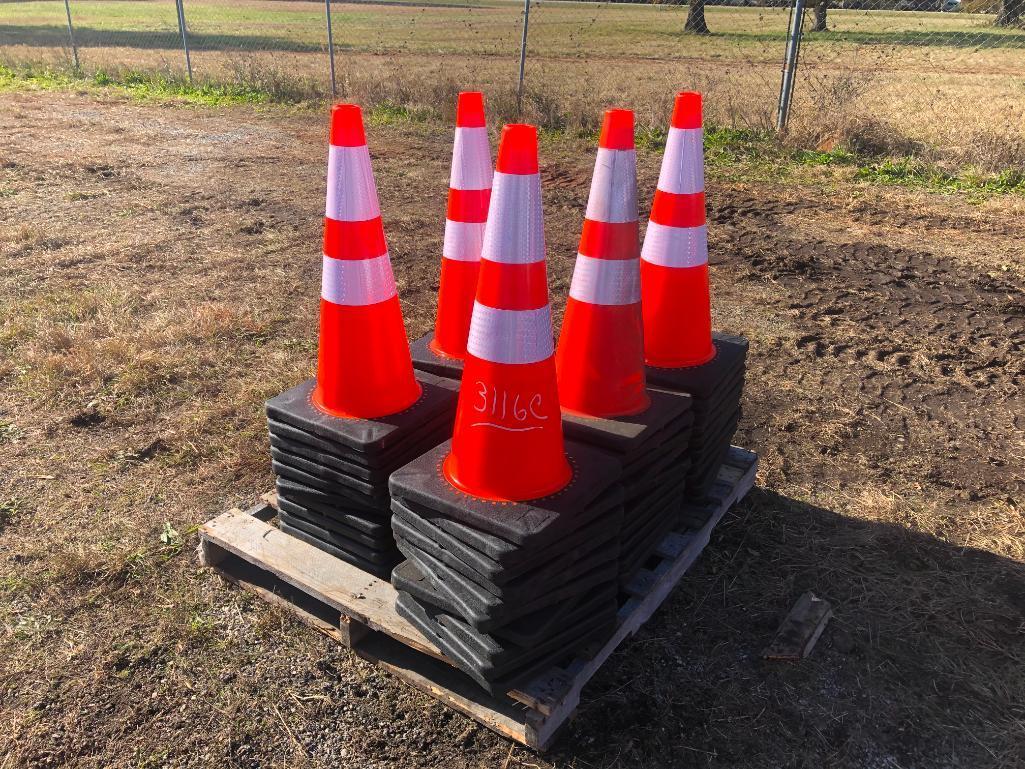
[
  {"left": 449, "top": 127, "right": 493, "bottom": 191},
  {"left": 640, "top": 222, "right": 708, "bottom": 269},
  {"left": 656, "top": 127, "right": 704, "bottom": 196},
  {"left": 443, "top": 219, "right": 486, "bottom": 262},
  {"left": 481, "top": 172, "right": 545, "bottom": 265},
  {"left": 584, "top": 148, "right": 638, "bottom": 224},
  {"left": 466, "top": 303, "right": 554, "bottom": 364},
  {"left": 569, "top": 254, "right": 641, "bottom": 306},
  {"left": 325, "top": 144, "right": 381, "bottom": 222},
  {"left": 321, "top": 253, "right": 397, "bottom": 306}
]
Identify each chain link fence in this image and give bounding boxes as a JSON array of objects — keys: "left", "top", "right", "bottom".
[
  {"left": 1, "top": 0, "right": 1023, "bottom": 168},
  {"left": 776, "top": 0, "right": 1025, "bottom": 168}
]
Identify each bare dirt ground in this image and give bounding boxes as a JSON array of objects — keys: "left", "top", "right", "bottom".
[{"left": 1, "top": 90, "right": 1023, "bottom": 769}]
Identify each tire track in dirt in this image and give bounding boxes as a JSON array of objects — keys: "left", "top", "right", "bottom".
[{"left": 710, "top": 193, "right": 1024, "bottom": 502}]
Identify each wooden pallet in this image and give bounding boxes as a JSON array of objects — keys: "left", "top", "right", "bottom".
[{"left": 198, "top": 447, "right": 757, "bottom": 750}]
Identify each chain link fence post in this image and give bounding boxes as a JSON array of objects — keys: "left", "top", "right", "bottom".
[
  {"left": 776, "top": 0, "right": 806, "bottom": 133},
  {"left": 63, "top": 0, "right": 79, "bottom": 70},
  {"left": 175, "top": 0, "right": 193, "bottom": 82},
  {"left": 516, "top": 0, "right": 531, "bottom": 116},
  {"left": 325, "top": 0, "right": 337, "bottom": 97}
]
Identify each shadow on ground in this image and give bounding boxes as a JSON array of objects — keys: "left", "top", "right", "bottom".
[
  {"left": 549, "top": 487, "right": 1025, "bottom": 768},
  {"left": 0, "top": 24, "right": 337, "bottom": 54}
]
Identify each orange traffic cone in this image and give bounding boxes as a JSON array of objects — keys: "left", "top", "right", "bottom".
[
  {"left": 556, "top": 109, "right": 649, "bottom": 418},
  {"left": 444, "top": 124, "right": 572, "bottom": 501},
  {"left": 312, "top": 103, "right": 422, "bottom": 419},
  {"left": 640, "top": 91, "right": 716, "bottom": 368},
  {"left": 431, "top": 92, "right": 493, "bottom": 359}
]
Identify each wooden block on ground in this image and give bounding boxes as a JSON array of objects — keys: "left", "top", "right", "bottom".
[{"left": 762, "top": 591, "right": 833, "bottom": 661}]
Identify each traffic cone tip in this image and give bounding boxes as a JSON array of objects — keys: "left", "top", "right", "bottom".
[
  {"left": 495, "top": 124, "right": 539, "bottom": 175},
  {"left": 456, "top": 91, "right": 486, "bottom": 128},
  {"left": 330, "top": 103, "right": 368, "bottom": 147},
  {"left": 598, "top": 108, "right": 635, "bottom": 151},
  {"left": 671, "top": 91, "right": 703, "bottom": 130}
]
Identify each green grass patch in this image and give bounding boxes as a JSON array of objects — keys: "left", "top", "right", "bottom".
[
  {"left": 366, "top": 102, "right": 436, "bottom": 126},
  {"left": 789, "top": 147, "right": 1025, "bottom": 196},
  {"left": 795, "top": 147, "right": 859, "bottom": 166},
  {"left": 0, "top": 62, "right": 275, "bottom": 106},
  {"left": 854, "top": 157, "right": 1025, "bottom": 195}
]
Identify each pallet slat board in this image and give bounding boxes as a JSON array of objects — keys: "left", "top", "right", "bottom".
[{"left": 199, "top": 446, "right": 757, "bottom": 750}]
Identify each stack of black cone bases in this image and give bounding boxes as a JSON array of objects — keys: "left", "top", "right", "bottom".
[
  {"left": 388, "top": 441, "right": 624, "bottom": 694},
  {"left": 646, "top": 332, "right": 748, "bottom": 499},
  {"left": 265, "top": 372, "right": 457, "bottom": 579},
  {"left": 562, "top": 389, "right": 694, "bottom": 585},
  {"left": 409, "top": 337, "right": 465, "bottom": 383}
]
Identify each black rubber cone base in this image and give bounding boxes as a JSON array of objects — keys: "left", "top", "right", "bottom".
[
  {"left": 691, "top": 368, "right": 746, "bottom": 411},
  {"left": 391, "top": 560, "right": 613, "bottom": 645},
  {"left": 267, "top": 414, "right": 453, "bottom": 471},
  {"left": 396, "top": 531, "right": 619, "bottom": 602},
  {"left": 272, "top": 460, "right": 390, "bottom": 508},
  {"left": 687, "top": 425, "right": 741, "bottom": 498},
  {"left": 276, "top": 496, "right": 390, "bottom": 538},
  {"left": 269, "top": 432, "right": 445, "bottom": 483},
  {"left": 688, "top": 386, "right": 744, "bottom": 440},
  {"left": 689, "top": 395, "right": 743, "bottom": 443},
  {"left": 561, "top": 388, "right": 692, "bottom": 457},
  {"left": 410, "top": 332, "right": 466, "bottom": 381},
  {"left": 389, "top": 439, "right": 623, "bottom": 547},
  {"left": 646, "top": 332, "right": 748, "bottom": 401},
  {"left": 619, "top": 481, "right": 687, "bottom": 582},
  {"left": 623, "top": 443, "right": 689, "bottom": 502},
  {"left": 276, "top": 478, "right": 388, "bottom": 518},
  {"left": 436, "top": 583, "right": 618, "bottom": 661},
  {"left": 619, "top": 475, "right": 684, "bottom": 541},
  {"left": 400, "top": 591, "right": 616, "bottom": 678},
  {"left": 278, "top": 510, "right": 395, "bottom": 561},
  {"left": 622, "top": 475, "right": 688, "bottom": 543},
  {"left": 622, "top": 477, "right": 686, "bottom": 538},
  {"left": 278, "top": 521, "right": 399, "bottom": 579},
  {"left": 395, "top": 591, "right": 615, "bottom": 694},
  {"left": 391, "top": 491, "right": 623, "bottom": 567},
  {"left": 391, "top": 498, "right": 623, "bottom": 585},
  {"left": 396, "top": 543, "right": 618, "bottom": 630},
  {"left": 620, "top": 513, "right": 678, "bottom": 584},
  {"left": 687, "top": 408, "right": 741, "bottom": 475},
  {"left": 270, "top": 448, "right": 386, "bottom": 497},
  {"left": 265, "top": 370, "right": 456, "bottom": 459},
  {"left": 619, "top": 413, "right": 694, "bottom": 481},
  {"left": 691, "top": 406, "right": 741, "bottom": 454}
]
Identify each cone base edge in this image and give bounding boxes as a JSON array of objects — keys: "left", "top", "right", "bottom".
[
  {"left": 559, "top": 392, "right": 653, "bottom": 421},
  {"left": 311, "top": 381, "right": 424, "bottom": 421},
  {"left": 441, "top": 452, "right": 573, "bottom": 504},
  {"left": 644, "top": 344, "right": 717, "bottom": 370}
]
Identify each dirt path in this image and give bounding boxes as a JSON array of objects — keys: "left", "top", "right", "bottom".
[{"left": 0, "top": 90, "right": 1023, "bottom": 769}]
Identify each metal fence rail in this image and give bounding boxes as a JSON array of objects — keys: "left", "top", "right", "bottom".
[{"left": 1, "top": 0, "right": 1023, "bottom": 168}]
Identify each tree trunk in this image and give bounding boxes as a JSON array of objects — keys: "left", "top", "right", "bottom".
[
  {"left": 685, "top": 0, "right": 710, "bottom": 34},
  {"left": 996, "top": 0, "right": 1023, "bottom": 26},
  {"left": 812, "top": 0, "right": 828, "bottom": 32}
]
